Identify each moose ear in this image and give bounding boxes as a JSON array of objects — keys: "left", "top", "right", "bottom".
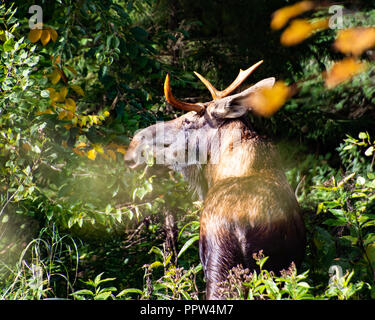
[{"left": 211, "top": 77, "right": 275, "bottom": 119}]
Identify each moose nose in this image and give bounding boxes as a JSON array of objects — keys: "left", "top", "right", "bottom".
[{"left": 124, "top": 153, "right": 138, "bottom": 169}]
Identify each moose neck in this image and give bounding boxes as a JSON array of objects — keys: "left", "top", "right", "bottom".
[{"left": 204, "top": 119, "right": 281, "bottom": 189}]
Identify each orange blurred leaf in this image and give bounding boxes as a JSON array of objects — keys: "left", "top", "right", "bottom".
[
  {"left": 76, "top": 142, "right": 87, "bottom": 149},
  {"left": 116, "top": 147, "right": 127, "bottom": 154},
  {"left": 334, "top": 27, "right": 375, "bottom": 56},
  {"left": 271, "top": 1, "right": 315, "bottom": 30},
  {"left": 280, "top": 18, "right": 328, "bottom": 46},
  {"left": 73, "top": 148, "right": 85, "bottom": 156},
  {"left": 248, "top": 81, "right": 291, "bottom": 117},
  {"left": 325, "top": 58, "right": 366, "bottom": 89},
  {"left": 41, "top": 29, "right": 51, "bottom": 46},
  {"left": 28, "top": 28, "right": 42, "bottom": 43}
]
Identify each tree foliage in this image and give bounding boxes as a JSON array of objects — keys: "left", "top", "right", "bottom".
[{"left": 1, "top": 0, "right": 375, "bottom": 300}]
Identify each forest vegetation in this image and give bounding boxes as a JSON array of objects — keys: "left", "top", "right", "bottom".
[{"left": 1, "top": 0, "right": 375, "bottom": 300}]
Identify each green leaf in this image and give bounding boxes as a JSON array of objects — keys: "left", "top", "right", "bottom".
[
  {"left": 365, "top": 146, "right": 374, "bottom": 157},
  {"left": 178, "top": 235, "right": 199, "bottom": 258},
  {"left": 117, "top": 288, "right": 143, "bottom": 298},
  {"left": 94, "top": 292, "right": 112, "bottom": 300},
  {"left": 72, "top": 289, "right": 94, "bottom": 296},
  {"left": 3, "top": 38, "right": 15, "bottom": 52}
]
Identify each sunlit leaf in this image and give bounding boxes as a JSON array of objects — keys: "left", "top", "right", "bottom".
[
  {"left": 93, "top": 145, "right": 104, "bottom": 154},
  {"left": 87, "top": 149, "right": 97, "bottom": 160},
  {"left": 271, "top": 1, "right": 315, "bottom": 30},
  {"left": 28, "top": 28, "right": 42, "bottom": 43},
  {"left": 41, "top": 29, "right": 51, "bottom": 46},
  {"left": 324, "top": 58, "right": 366, "bottom": 89},
  {"left": 76, "top": 142, "right": 87, "bottom": 149},
  {"left": 248, "top": 81, "right": 290, "bottom": 117},
  {"left": 116, "top": 146, "right": 127, "bottom": 154},
  {"left": 334, "top": 27, "right": 375, "bottom": 56}
]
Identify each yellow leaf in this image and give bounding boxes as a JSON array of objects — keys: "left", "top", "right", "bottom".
[
  {"left": 72, "top": 116, "right": 78, "bottom": 126},
  {"left": 116, "top": 146, "right": 127, "bottom": 154},
  {"left": 324, "top": 58, "right": 366, "bottom": 89},
  {"left": 70, "top": 85, "right": 85, "bottom": 96},
  {"left": 48, "top": 28, "right": 58, "bottom": 42},
  {"left": 28, "top": 28, "right": 43, "bottom": 43},
  {"left": 271, "top": 1, "right": 315, "bottom": 30},
  {"left": 93, "top": 145, "right": 104, "bottom": 154},
  {"left": 76, "top": 142, "right": 87, "bottom": 149},
  {"left": 64, "top": 124, "right": 72, "bottom": 130},
  {"left": 65, "top": 98, "right": 76, "bottom": 112},
  {"left": 87, "top": 149, "right": 97, "bottom": 160},
  {"left": 248, "top": 81, "right": 290, "bottom": 117},
  {"left": 103, "top": 111, "right": 110, "bottom": 117},
  {"left": 280, "top": 18, "right": 328, "bottom": 46},
  {"left": 66, "top": 111, "right": 74, "bottom": 120},
  {"left": 79, "top": 116, "right": 87, "bottom": 127},
  {"left": 107, "top": 149, "right": 117, "bottom": 161},
  {"left": 41, "top": 29, "right": 51, "bottom": 46},
  {"left": 92, "top": 115, "right": 100, "bottom": 125},
  {"left": 58, "top": 110, "right": 67, "bottom": 120},
  {"left": 334, "top": 27, "right": 375, "bottom": 56},
  {"left": 49, "top": 69, "right": 61, "bottom": 85},
  {"left": 59, "top": 87, "right": 68, "bottom": 101},
  {"left": 62, "top": 140, "right": 68, "bottom": 148}
]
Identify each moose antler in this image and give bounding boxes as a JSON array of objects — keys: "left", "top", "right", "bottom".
[
  {"left": 164, "top": 74, "right": 204, "bottom": 113},
  {"left": 194, "top": 60, "right": 264, "bottom": 100}
]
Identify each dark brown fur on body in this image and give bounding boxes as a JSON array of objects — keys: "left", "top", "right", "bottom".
[{"left": 200, "top": 175, "right": 306, "bottom": 299}]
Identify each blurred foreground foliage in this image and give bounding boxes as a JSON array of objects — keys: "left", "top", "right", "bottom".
[{"left": 1, "top": 0, "right": 375, "bottom": 300}]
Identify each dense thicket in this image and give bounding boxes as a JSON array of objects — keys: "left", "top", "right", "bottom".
[{"left": 1, "top": 0, "right": 375, "bottom": 300}]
